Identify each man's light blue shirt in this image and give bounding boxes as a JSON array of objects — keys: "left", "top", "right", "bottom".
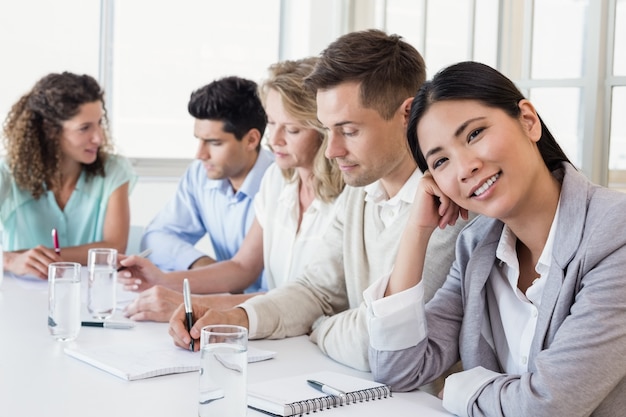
[{"left": 140, "top": 148, "right": 274, "bottom": 293}]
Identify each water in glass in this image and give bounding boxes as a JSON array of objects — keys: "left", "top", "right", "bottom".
[
  {"left": 198, "top": 343, "right": 247, "bottom": 417},
  {"left": 88, "top": 267, "right": 117, "bottom": 319},
  {"left": 48, "top": 278, "right": 81, "bottom": 341}
]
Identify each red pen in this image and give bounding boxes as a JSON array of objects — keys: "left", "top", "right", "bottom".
[{"left": 51, "top": 228, "right": 61, "bottom": 255}]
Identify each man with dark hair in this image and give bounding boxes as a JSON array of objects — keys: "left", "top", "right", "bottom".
[
  {"left": 140, "top": 76, "right": 273, "bottom": 293},
  {"left": 169, "top": 30, "right": 465, "bottom": 381}
]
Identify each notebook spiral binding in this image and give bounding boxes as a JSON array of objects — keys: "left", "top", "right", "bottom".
[{"left": 287, "top": 385, "right": 392, "bottom": 415}]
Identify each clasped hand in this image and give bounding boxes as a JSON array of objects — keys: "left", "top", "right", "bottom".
[{"left": 4, "top": 246, "right": 61, "bottom": 279}]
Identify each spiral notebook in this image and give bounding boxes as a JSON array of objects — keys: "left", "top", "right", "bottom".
[{"left": 247, "top": 370, "right": 391, "bottom": 416}]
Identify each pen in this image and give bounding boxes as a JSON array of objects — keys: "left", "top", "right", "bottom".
[
  {"left": 183, "top": 278, "right": 194, "bottom": 351},
  {"left": 51, "top": 228, "right": 60, "bottom": 255},
  {"left": 81, "top": 321, "right": 135, "bottom": 329},
  {"left": 307, "top": 379, "right": 347, "bottom": 399},
  {"left": 117, "top": 248, "right": 153, "bottom": 272}
]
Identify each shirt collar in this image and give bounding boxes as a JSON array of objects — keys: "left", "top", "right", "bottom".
[
  {"left": 496, "top": 225, "right": 519, "bottom": 270},
  {"left": 238, "top": 148, "right": 274, "bottom": 198},
  {"left": 495, "top": 197, "right": 561, "bottom": 284},
  {"left": 279, "top": 170, "right": 324, "bottom": 211},
  {"left": 278, "top": 172, "right": 300, "bottom": 207},
  {"left": 536, "top": 198, "right": 560, "bottom": 275},
  {"left": 209, "top": 148, "right": 275, "bottom": 199},
  {"left": 363, "top": 168, "right": 422, "bottom": 206}
]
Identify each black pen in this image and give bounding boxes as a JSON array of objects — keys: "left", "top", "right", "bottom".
[
  {"left": 183, "top": 278, "right": 194, "bottom": 351},
  {"left": 81, "top": 321, "right": 135, "bottom": 329},
  {"left": 307, "top": 379, "right": 347, "bottom": 399},
  {"left": 117, "top": 248, "right": 153, "bottom": 272}
]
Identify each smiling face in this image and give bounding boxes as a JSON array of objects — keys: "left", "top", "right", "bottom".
[
  {"left": 265, "top": 88, "right": 321, "bottom": 171},
  {"left": 316, "top": 82, "right": 413, "bottom": 189},
  {"left": 58, "top": 101, "right": 105, "bottom": 166},
  {"left": 418, "top": 99, "right": 545, "bottom": 221}
]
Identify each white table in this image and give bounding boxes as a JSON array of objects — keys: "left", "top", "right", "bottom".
[{"left": 0, "top": 272, "right": 452, "bottom": 417}]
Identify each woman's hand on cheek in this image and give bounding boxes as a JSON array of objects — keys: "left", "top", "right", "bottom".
[
  {"left": 411, "top": 172, "right": 455, "bottom": 230},
  {"left": 436, "top": 194, "right": 468, "bottom": 229},
  {"left": 418, "top": 171, "right": 468, "bottom": 230}
]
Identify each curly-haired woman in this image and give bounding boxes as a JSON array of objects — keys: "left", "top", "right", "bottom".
[{"left": 1, "top": 72, "right": 136, "bottom": 279}]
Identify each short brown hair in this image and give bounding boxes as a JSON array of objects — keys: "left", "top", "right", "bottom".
[{"left": 304, "top": 29, "right": 426, "bottom": 120}]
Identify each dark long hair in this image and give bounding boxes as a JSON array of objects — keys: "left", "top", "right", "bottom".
[{"left": 407, "top": 61, "right": 571, "bottom": 173}]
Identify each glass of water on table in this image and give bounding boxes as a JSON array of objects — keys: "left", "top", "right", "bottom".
[
  {"left": 87, "top": 248, "right": 118, "bottom": 319},
  {"left": 199, "top": 325, "right": 248, "bottom": 417},
  {"left": 48, "top": 262, "right": 82, "bottom": 341}
]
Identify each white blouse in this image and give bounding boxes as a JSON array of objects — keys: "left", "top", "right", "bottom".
[{"left": 254, "top": 163, "right": 342, "bottom": 290}]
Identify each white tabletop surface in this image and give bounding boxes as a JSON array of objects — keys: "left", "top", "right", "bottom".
[{"left": 0, "top": 271, "right": 452, "bottom": 417}]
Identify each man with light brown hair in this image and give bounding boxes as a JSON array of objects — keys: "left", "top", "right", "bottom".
[{"left": 168, "top": 29, "right": 466, "bottom": 378}]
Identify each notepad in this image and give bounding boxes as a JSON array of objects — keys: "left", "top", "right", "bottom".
[
  {"left": 64, "top": 340, "right": 276, "bottom": 381},
  {"left": 247, "top": 371, "right": 391, "bottom": 416}
]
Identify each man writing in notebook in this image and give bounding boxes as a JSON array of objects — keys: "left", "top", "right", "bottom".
[
  {"left": 138, "top": 76, "right": 273, "bottom": 293},
  {"left": 168, "top": 29, "right": 467, "bottom": 375}
]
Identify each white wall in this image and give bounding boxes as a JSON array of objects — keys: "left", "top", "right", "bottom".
[
  {"left": 128, "top": 176, "right": 213, "bottom": 256},
  {"left": 130, "top": 177, "right": 179, "bottom": 228}
]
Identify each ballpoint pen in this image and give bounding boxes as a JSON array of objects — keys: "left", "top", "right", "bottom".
[
  {"left": 51, "top": 228, "right": 60, "bottom": 255},
  {"left": 81, "top": 321, "right": 135, "bottom": 329},
  {"left": 307, "top": 379, "right": 347, "bottom": 399},
  {"left": 117, "top": 248, "right": 153, "bottom": 272},
  {"left": 183, "top": 278, "right": 194, "bottom": 351}
]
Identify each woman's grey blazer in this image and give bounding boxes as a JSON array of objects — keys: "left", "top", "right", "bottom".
[{"left": 370, "top": 163, "right": 626, "bottom": 417}]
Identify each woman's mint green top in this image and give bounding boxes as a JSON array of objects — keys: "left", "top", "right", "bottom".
[{"left": 0, "top": 155, "right": 137, "bottom": 251}]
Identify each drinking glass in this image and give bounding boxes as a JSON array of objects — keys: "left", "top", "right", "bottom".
[
  {"left": 198, "top": 325, "right": 248, "bottom": 417},
  {"left": 48, "top": 262, "right": 81, "bottom": 341},
  {"left": 87, "top": 248, "right": 117, "bottom": 319}
]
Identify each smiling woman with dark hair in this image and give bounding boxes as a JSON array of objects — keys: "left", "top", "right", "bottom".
[
  {"left": 365, "top": 61, "right": 626, "bottom": 417},
  {"left": 1, "top": 72, "right": 136, "bottom": 278}
]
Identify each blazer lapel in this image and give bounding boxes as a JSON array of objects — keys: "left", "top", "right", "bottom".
[
  {"left": 529, "top": 164, "right": 589, "bottom": 366},
  {"left": 460, "top": 222, "right": 503, "bottom": 371}
]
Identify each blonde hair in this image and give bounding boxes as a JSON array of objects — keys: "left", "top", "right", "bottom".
[{"left": 259, "top": 57, "right": 344, "bottom": 203}]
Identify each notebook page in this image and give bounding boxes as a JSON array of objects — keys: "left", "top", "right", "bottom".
[{"left": 65, "top": 340, "right": 275, "bottom": 381}]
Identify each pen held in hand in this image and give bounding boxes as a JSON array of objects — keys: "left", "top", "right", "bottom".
[
  {"left": 117, "top": 248, "right": 153, "bottom": 272},
  {"left": 183, "top": 278, "right": 195, "bottom": 351},
  {"left": 51, "top": 228, "right": 61, "bottom": 255}
]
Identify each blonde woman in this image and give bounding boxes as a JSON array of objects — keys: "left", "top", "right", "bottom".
[{"left": 120, "top": 57, "right": 344, "bottom": 321}]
